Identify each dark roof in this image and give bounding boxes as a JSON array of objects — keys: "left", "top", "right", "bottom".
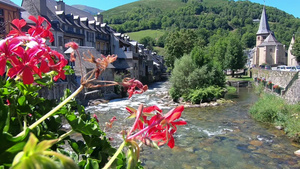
[
  {"left": 257, "top": 6, "right": 271, "bottom": 35},
  {"left": 22, "top": 0, "right": 96, "bottom": 23},
  {"left": 258, "top": 33, "right": 282, "bottom": 47},
  {"left": 0, "top": 0, "right": 24, "bottom": 10},
  {"left": 112, "top": 59, "right": 130, "bottom": 69}
]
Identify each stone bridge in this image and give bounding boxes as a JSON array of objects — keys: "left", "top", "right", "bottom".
[{"left": 252, "top": 68, "right": 300, "bottom": 104}]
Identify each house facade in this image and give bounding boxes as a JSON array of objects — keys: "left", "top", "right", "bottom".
[
  {"left": 0, "top": 0, "right": 24, "bottom": 38},
  {"left": 287, "top": 35, "right": 299, "bottom": 66},
  {"left": 253, "top": 6, "right": 287, "bottom": 67}
]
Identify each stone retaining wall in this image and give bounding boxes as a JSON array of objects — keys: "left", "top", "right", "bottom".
[{"left": 252, "top": 68, "right": 300, "bottom": 104}]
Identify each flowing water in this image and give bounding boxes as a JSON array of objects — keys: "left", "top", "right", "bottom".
[{"left": 85, "top": 81, "right": 300, "bottom": 169}]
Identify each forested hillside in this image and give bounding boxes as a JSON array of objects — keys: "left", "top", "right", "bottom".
[{"left": 102, "top": 0, "right": 300, "bottom": 48}]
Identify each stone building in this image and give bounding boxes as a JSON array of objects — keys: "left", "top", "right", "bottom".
[
  {"left": 253, "top": 6, "right": 287, "bottom": 67},
  {"left": 287, "top": 35, "right": 299, "bottom": 66}
]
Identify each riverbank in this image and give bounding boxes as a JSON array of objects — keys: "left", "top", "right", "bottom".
[{"left": 249, "top": 92, "right": 300, "bottom": 142}]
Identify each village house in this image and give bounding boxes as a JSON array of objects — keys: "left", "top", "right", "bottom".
[
  {"left": 0, "top": 0, "right": 24, "bottom": 38},
  {"left": 253, "top": 6, "right": 287, "bottom": 67},
  {"left": 15, "top": 0, "right": 162, "bottom": 99},
  {"left": 287, "top": 35, "right": 299, "bottom": 66}
]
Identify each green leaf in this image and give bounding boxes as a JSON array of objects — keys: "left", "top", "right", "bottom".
[
  {"left": 5, "top": 142, "right": 26, "bottom": 154},
  {"left": 0, "top": 98, "right": 8, "bottom": 132},
  {"left": 17, "top": 96, "right": 26, "bottom": 106},
  {"left": 35, "top": 139, "right": 58, "bottom": 152},
  {"left": 66, "top": 114, "right": 103, "bottom": 136},
  {"left": 23, "top": 133, "right": 38, "bottom": 154}
]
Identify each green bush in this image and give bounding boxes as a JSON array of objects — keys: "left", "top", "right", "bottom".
[
  {"left": 249, "top": 94, "right": 287, "bottom": 123},
  {"left": 188, "top": 86, "right": 224, "bottom": 104},
  {"left": 249, "top": 94, "right": 300, "bottom": 142},
  {"left": 169, "top": 54, "right": 225, "bottom": 102}
]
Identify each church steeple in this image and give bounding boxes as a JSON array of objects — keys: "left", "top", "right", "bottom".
[
  {"left": 256, "top": 6, "right": 272, "bottom": 46},
  {"left": 257, "top": 6, "right": 271, "bottom": 35}
]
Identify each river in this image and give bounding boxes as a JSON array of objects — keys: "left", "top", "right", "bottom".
[{"left": 85, "top": 81, "right": 300, "bottom": 169}]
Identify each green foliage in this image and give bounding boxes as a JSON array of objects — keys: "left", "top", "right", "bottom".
[
  {"left": 224, "top": 35, "right": 247, "bottom": 76},
  {"left": 188, "top": 86, "right": 224, "bottom": 104},
  {"left": 139, "top": 36, "right": 155, "bottom": 50},
  {"left": 292, "top": 36, "right": 300, "bottom": 62},
  {"left": 165, "top": 29, "right": 197, "bottom": 68},
  {"left": 11, "top": 133, "right": 78, "bottom": 169},
  {"left": 249, "top": 94, "right": 287, "bottom": 123},
  {"left": 241, "top": 32, "right": 256, "bottom": 49},
  {"left": 0, "top": 77, "right": 129, "bottom": 168},
  {"left": 104, "top": 0, "right": 299, "bottom": 47},
  {"left": 169, "top": 54, "right": 225, "bottom": 102},
  {"left": 249, "top": 94, "right": 300, "bottom": 142}
]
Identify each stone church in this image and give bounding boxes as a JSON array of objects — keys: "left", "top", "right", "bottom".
[{"left": 253, "top": 6, "right": 287, "bottom": 67}]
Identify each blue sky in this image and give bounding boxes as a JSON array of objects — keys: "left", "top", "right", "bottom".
[{"left": 10, "top": 0, "right": 300, "bottom": 18}]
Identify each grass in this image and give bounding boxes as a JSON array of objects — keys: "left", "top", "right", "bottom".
[
  {"left": 127, "top": 30, "right": 165, "bottom": 42},
  {"left": 249, "top": 92, "right": 300, "bottom": 142},
  {"left": 153, "top": 46, "right": 167, "bottom": 56}
]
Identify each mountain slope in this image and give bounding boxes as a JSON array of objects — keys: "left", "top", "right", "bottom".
[
  {"left": 101, "top": 0, "right": 300, "bottom": 47},
  {"left": 72, "top": 5, "right": 104, "bottom": 15}
]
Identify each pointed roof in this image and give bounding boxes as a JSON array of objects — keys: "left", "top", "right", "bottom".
[
  {"left": 257, "top": 6, "right": 271, "bottom": 35},
  {"left": 288, "top": 34, "right": 295, "bottom": 50},
  {"left": 258, "top": 33, "right": 282, "bottom": 47}
]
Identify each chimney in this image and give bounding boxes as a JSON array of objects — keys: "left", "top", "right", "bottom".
[
  {"left": 36, "top": 0, "right": 47, "bottom": 16},
  {"left": 57, "top": 0, "right": 65, "bottom": 12},
  {"left": 96, "top": 13, "right": 103, "bottom": 24}
]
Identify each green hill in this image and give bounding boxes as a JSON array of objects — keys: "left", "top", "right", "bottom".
[
  {"left": 102, "top": 0, "right": 185, "bottom": 18},
  {"left": 102, "top": 0, "right": 300, "bottom": 52}
]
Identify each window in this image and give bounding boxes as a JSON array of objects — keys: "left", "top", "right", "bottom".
[
  {"left": 0, "top": 9, "right": 3, "bottom": 16},
  {"left": 86, "top": 32, "right": 94, "bottom": 42},
  {"left": 58, "top": 36, "right": 63, "bottom": 46}
]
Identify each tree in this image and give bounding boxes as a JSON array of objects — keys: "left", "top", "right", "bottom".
[
  {"left": 224, "top": 36, "right": 246, "bottom": 77},
  {"left": 140, "top": 36, "right": 155, "bottom": 50},
  {"left": 292, "top": 36, "right": 300, "bottom": 62},
  {"left": 241, "top": 32, "right": 256, "bottom": 48},
  {"left": 165, "top": 29, "right": 197, "bottom": 68}
]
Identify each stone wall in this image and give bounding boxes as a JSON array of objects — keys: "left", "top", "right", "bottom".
[
  {"left": 252, "top": 68, "right": 300, "bottom": 104},
  {"left": 39, "top": 81, "right": 77, "bottom": 100}
]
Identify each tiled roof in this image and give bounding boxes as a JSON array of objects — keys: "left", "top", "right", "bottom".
[
  {"left": 112, "top": 59, "right": 130, "bottom": 69},
  {"left": 257, "top": 6, "right": 271, "bottom": 35},
  {"left": 258, "top": 33, "right": 282, "bottom": 47},
  {"left": 0, "top": 0, "right": 24, "bottom": 10}
]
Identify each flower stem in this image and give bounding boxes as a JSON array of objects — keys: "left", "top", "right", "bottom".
[
  {"left": 16, "top": 85, "right": 84, "bottom": 137},
  {"left": 103, "top": 141, "right": 126, "bottom": 169},
  {"left": 58, "top": 130, "right": 74, "bottom": 142}
]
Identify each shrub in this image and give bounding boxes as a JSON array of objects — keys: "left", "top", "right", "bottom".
[{"left": 188, "top": 86, "right": 224, "bottom": 104}]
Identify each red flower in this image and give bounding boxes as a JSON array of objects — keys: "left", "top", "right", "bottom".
[
  {"left": 0, "top": 38, "right": 23, "bottom": 76},
  {"left": 122, "top": 78, "right": 148, "bottom": 98},
  {"left": 28, "top": 16, "right": 54, "bottom": 42},
  {"left": 7, "top": 19, "right": 27, "bottom": 37},
  {"left": 93, "top": 114, "right": 99, "bottom": 123},
  {"left": 126, "top": 104, "right": 187, "bottom": 149},
  {"left": 7, "top": 46, "right": 42, "bottom": 84}
]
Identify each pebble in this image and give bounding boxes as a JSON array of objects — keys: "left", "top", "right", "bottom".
[
  {"left": 294, "top": 149, "right": 300, "bottom": 157},
  {"left": 250, "top": 140, "right": 263, "bottom": 146}
]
